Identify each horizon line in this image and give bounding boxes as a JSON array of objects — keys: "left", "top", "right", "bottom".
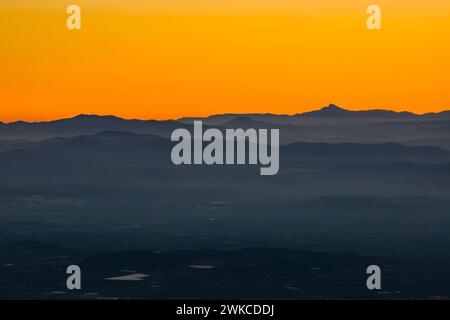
[{"left": 1, "top": 104, "right": 449, "bottom": 124}]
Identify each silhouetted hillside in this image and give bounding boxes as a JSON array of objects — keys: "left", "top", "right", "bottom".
[{"left": 2, "top": 105, "right": 449, "bottom": 148}]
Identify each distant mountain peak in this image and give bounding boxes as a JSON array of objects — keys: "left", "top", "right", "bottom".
[
  {"left": 72, "top": 114, "right": 120, "bottom": 120},
  {"left": 299, "top": 104, "right": 350, "bottom": 117},
  {"left": 72, "top": 114, "right": 98, "bottom": 119},
  {"left": 319, "top": 104, "right": 348, "bottom": 113},
  {"left": 298, "top": 104, "right": 420, "bottom": 120},
  {"left": 322, "top": 103, "right": 344, "bottom": 110}
]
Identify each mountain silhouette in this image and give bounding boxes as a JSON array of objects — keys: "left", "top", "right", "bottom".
[
  {"left": 0, "top": 105, "right": 449, "bottom": 150},
  {"left": 179, "top": 104, "right": 450, "bottom": 125},
  {"left": 0, "top": 114, "right": 191, "bottom": 140},
  {"left": 297, "top": 104, "right": 416, "bottom": 119}
]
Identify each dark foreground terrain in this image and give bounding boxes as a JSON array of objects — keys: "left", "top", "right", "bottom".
[{"left": 1, "top": 243, "right": 450, "bottom": 299}]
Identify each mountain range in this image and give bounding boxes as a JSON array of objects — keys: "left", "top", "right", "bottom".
[
  {"left": 179, "top": 104, "right": 450, "bottom": 124},
  {"left": 1, "top": 104, "right": 449, "bottom": 149}
]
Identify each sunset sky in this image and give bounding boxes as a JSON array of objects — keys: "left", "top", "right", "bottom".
[{"left": 1, "top": 1, "right": 449, "bottom": 122}]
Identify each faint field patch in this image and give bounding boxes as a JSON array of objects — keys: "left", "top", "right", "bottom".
[
  {"left": 10, "top": 195, "right": 85, "bottom": 207},
  {"left": 189, "top": 265, "right": 215, "bottom": 269},
  {"left": 105, "top": 273, "right": 149, "bottom": 281}
]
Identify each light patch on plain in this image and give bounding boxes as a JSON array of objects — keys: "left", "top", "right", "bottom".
[
  {"left": 189, "top": 265, "right": 215, "bottom": 269},
  {"left": 105, "top": 273, "right": 149, "bottom": 281}
]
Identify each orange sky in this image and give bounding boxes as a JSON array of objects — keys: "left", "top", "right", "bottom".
[{"left": 1, "top": 1, "right": 449, "bottom": 122}]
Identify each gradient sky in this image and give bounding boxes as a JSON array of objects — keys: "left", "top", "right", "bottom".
[{"left": 1, "top": 1, "right": 449, "bottom": 122}]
